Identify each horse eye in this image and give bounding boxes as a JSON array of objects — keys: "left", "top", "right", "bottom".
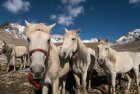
[
  {"left": 48, "top": 39, "right": 50, "bottom": 43},
  {"left": 72, "top": 38, "right": 75, "bottom": 40},
  {"left": 27, "top": 38, "right": 30, "bottom": 42},
  {"left": 105, "top": 48, "right": 108, "bottom": 50}
]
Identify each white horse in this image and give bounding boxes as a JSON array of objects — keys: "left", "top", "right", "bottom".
[
  {"left": 25, "top": 21, "right": 60, "bottom": 94},
  {"left": 97, "top": 38, "right": 140, "bottom": 94},
  {"left": 0, "top": 40, "right": 28, "bottom": 71},
  {"left": 59, "top": 28, "right": 96, "bottom": 94}
]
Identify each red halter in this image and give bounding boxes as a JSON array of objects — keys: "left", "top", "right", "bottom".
[
  {"left": 29, "top": 44, "right": 51, "bottom": 59},
  {"left": 27, "top": 44, "right": 51, "bottom": 89}
]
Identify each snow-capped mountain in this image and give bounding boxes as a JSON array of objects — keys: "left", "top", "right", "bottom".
[
  {"left": 51, "top": 35, "right": 98, "bottom": 43},
  {"left": 83, "top": 38, "right": 98, "bottom": 43},
  {"left": 113, "top": 29, "right": 140, "bottom": 45},
  {"left": 51, "top": 35, "right": 63, "bottom": 43},
  {"left": 4, "top": 23, "right": 27, "bottom": 40},
  {"left": 1, "top": 22, "right": 97, "bottom": 43}
]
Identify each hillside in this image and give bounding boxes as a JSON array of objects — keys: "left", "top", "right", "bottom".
[
  {"left": 112, "top": 40, "right": 140, "bottom": 52},
  {"left": 0, "top": 29, "right": 27, "bottom": 46}
]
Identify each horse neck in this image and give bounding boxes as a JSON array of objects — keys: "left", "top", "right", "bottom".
[
  {"left": 3, "top": 44, "right": 10, "bottom": 53},
  {"left": 77, "top": 38, "right": 88, "bottom": 57},
  {"left": 4, "top": 44, "right": 14, "bottom": 54},
  {"left": 49, "top": 43, "right": 60, "bottom": 63},
  {"left": 106, "top": 47, "right": 117, "bottom": 63}
]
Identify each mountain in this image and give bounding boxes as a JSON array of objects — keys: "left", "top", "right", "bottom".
[
  {"left": 4, "top": 23, "right": 27, "bottom": 40},
  {"left": 83, "top": 38, "right": 98, "bottom": 43},
  {"left": 0, "top": 22, "right": 98, "bottom": 44},
  {"left": 51, "top": 34, "right": 63, "bottom": 43},
  {"left": 51, "top": 35, "right": 98, "bottom": 43},
  {"left": 113, "top": 29, "right": 140, "bottom": 45}
]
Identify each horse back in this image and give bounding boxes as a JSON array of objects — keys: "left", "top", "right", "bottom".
[{"left": 14, "top": 46, "right": 28, "bottom": 57}]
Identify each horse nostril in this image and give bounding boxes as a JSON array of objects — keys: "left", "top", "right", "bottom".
[
  {"left": 41, "top": 67, "right": 45, "bottom": 73},
  {"left": 30, "top": 67, "right": 34, "bottom": 73}
]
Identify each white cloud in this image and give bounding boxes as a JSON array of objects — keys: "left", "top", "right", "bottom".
[
  {"left": 68, "top": 6, "right": 84, "bottom": 17},
  {"left": 58, "top": 15, "right": 73, "bottom": 26},
  {"left": 2, "top": 0, "right": 30, "bottom": 14},
  {"left": 50, "top": 0, "right": 86, "bottom": 26},
  {"left": 50, "top": 14, "right": 57, "bottom": 20},
  {"left": 129, "top": 0, "right": 140, "bottom": 4},
  {"left": 62, "top": 0, "right": 86, "bottom": 5}
]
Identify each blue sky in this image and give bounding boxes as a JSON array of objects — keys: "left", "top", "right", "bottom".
[{"left": 0, "top": 0, "right": 140, "bottom": 42}]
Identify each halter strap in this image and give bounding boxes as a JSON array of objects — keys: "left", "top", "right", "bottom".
[
  {"left": 29, "top": 44, "right": 51, "bottom": 59},
  {"left": 29, "top": 49, "right": 48, "bottom": 57}
]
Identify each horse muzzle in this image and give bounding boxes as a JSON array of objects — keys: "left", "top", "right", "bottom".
[
  {"left": 97, "top": 58, "right": 104, "bottom": 67},
  {"left": 30, "top": 66, "right": 45, "bottom": 79}
]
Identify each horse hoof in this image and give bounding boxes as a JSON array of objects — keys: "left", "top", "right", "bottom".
[
  {"left": 88, "top": 88, "right": 91, "bottom": 92},
  {"left": 13, "top": 69, "right": 16, "bottom": 72}
]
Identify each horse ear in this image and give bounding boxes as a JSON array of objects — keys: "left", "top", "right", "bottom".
[
  {"left": 75, "top": 29, "right": 80, "bottom": 34},
  {"left": 25, "top": 20, "right": 32, "bottom": 27},
  {"left": 3, "top": 40, "right": 7, "bottom": 45},
  {"left": 46, "top": 23, "right": 56, "bottom": 33},
  {"left": 64, "top": 28, "right": 68, "bottom": 33},
  {"left": 98, "top": 38, "right": 101, "bottom": 42},
  {"left": 105, "top": 37, "right": 109, "bottom": 43}
]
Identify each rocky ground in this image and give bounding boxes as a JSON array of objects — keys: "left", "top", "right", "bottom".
[{"left": 0, "top": 54, "right": 139, "bottom": 94}]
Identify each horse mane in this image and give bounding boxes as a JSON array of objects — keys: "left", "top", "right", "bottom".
[
  {"left": 77, "top": 37, "right": 88, "bottom": 59},
  {"left": 107, "top": 47, "right": 117, "bottom": 63},
  {"left": 26, "top": 23, "right": 48, "bottom": 34}
]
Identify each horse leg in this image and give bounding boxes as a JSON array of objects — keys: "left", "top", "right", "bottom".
[
  {"left": 62, "top": 80, "right": 66, "bottom": 94},
  {"left": 23, "top": 55, "right": 26, "bottom": 69},
  {"left": 74, "top": 73, "right": 80, "bottom": 94},
  {"left": 126, "top": 73, "right": 131, "bottom": 90},
  {"left": 111, "top": 72, "right": 116, "bottom": 94},
  {"left": 6, "top": 57, "right": 10, "bottom": 72},
  {"left": 104, "top": 71, "right": 111, "bottom": 94},
  {"left": 42, "top": 85, "right": 49, "bottom": 94},
  {"left": 58, "top": 85, "right": 62, "bottom": 94},
  {"left": 52, "top": 78, "right": 59, "bottom": 94},
  {"left": 133, "top": 66, "right": 139, "bottom": 93},
  {"left": 20, "top": 57, "right": 24, "bottom": 69},
  {"left": 62, "top": 75, "right": 67, "bottom": 94},
  {"left": 82, "top": 71, "right": 88, "bottom": 94},
  {"left": 88, "top": 70, "right": 93, "bottom": 91},
  {"left": 12, "top": 56, "right": 16, "bottom": 71}
]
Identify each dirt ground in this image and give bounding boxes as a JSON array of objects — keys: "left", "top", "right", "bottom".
[{"left": 0, "top": 55, "right": 139, "bottom": 94}]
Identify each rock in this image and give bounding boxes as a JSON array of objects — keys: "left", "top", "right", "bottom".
[
  {"left": 124, "top": 89, "right": 131, "bottom": 94},
  {"left": 89, "top": 89, "right": 102, "bottom": 94},
  {"left": 0, "top": 64, "right": 7, "bottom": 71},
  {"left": 97, "top": 84, "right": 108, "bottom": 94}
]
